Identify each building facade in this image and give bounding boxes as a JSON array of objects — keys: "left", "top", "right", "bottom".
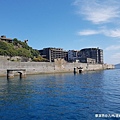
[
  {"left": 39, "top": 47, "right": 68, "bottom": 62},
  {"left": 78, "top": 48, "right": 103, "bottom": 64},
  {"left": 79, "top": 58, "right": 96, "bottom": 64},
  {"left": 68, "top": 50, "right": 78, "bottom": 62}
]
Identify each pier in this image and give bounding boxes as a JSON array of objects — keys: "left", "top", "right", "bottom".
[
  {"left": 74, "top": 67, "right": 83, "bottom": 74},
  {"left": 7, "top": 69, "right": 26, "bottom": 79}
]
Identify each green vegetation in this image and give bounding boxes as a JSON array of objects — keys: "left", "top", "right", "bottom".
[
  {"left": 33, "top": 56, "right": 49, "bottom": 62},
  {"left": 0, "top": 38, "right": 46, "bottom": 62},
  {"left": 0, "top": 40, "right": 17, "bottom": 57}
]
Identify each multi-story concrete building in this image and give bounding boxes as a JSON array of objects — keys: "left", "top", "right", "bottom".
[
  {"left": 68, "top": 50, "right": 78, "bottom": 62},
  {"left": 39, "top": 47, "right": 103, "bottom": 63},
  {"left": 39, "top": 47, "right": 68, "bottom": 62},
  {"left": 78, "top": 48, "right": 103, "bottom": 64}
]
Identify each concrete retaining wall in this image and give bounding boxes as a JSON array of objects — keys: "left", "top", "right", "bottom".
[{"left": 0, "top": 61, "right": 114, "bottom": 76}]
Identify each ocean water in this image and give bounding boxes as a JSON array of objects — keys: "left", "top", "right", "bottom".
[{"left": 0, "top": 69, "right": 120, "bottom": 120}]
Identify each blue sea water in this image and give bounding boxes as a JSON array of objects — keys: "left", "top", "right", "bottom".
[{"left": 0, "top": 69, "right": 120, "bottom": 120}]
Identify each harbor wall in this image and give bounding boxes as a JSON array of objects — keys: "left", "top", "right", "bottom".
[{"left": 0, "top": 60, "right": 114, "bottom": 76}]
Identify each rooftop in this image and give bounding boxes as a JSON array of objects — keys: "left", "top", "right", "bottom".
[{"left": 0, "top": 35, "right": 13, "bottom": 42}]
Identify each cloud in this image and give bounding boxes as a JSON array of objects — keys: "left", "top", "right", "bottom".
[
  {"left": 74, "top": 0, "right": 120, "bottom": 38},
  {"left": 102, "top": 29, "right": 120, "bottom": 38},
  {"left": 77, "top": 28, "right": 120, "bottom": 38},
  {"left": 77, "top": 29, "right": 100, "bottom": 35},
  {"left": 73, "top": 0, "right": 120, "bottom": 24},
  {"left": 112, "top": 53, "right": 120, "bottom": 59},
  {"left": 105, "top": 45, "right": 120, "bottom": 51}
]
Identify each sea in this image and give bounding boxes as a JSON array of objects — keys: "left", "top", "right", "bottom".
[{"left": 0, "top": 69, "right": 120, "bottom": 120}]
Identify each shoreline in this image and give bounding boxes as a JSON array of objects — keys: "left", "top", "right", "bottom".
[
  {"left": 0, "top": 68, "right": 114, "bottom": 78},
  {"left": 0, "top": 61, "right": 114, "bottom": 78}
]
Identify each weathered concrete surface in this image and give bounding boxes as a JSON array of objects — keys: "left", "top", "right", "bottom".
[
  {"left": 0, "top": 60, "right": 114, "bottom": 76},
  {"left": 7, "top": 69, "right": 26, "bottom": 79}
]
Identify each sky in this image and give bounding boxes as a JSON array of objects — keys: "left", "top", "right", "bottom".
[{"left": 0, "top": 0, "right": 120, "bottom": 64}]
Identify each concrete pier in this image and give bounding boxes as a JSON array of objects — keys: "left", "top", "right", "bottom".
[
  {"left": 74, "top": 67, "right": 83, "bottom": 74},
  {"left": 0, "top": 60, "right": 114, "bottom": 77},
  {"left": 7, "top": 69, "right": 26, "bottom": 79}
]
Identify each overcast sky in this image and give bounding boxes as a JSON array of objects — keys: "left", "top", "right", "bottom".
[{"left": 0, "top": 0, "right": 120, "bottom": 64}]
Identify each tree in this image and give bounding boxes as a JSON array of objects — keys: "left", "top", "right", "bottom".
[{"left": 13, "top": 38, "right": 19, "bottom": 46}]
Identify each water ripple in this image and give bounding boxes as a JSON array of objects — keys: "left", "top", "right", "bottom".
[{"left": 0, "top": 69, "right": 120, "bottom": 120}]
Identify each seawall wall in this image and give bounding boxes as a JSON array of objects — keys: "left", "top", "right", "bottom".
[{"left": 0, "top": 60, "right": 114, "bottom": 76}]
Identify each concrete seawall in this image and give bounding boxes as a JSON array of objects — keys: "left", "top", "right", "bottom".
[{"left": 0, "top": 60, "right": 114, "bottom": 76}]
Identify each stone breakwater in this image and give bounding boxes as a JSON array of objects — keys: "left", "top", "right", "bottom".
[{"left": 0, "top": 60, "right": 114, "bottom": 76}]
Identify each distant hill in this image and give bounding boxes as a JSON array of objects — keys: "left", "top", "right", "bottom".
[{"left": 115, "top": 64, "right": 120, "bottom": 69}]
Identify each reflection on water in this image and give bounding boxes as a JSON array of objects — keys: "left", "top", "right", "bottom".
[{"left": 0, "top": 69, "right": 120, "bottom": 120}]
